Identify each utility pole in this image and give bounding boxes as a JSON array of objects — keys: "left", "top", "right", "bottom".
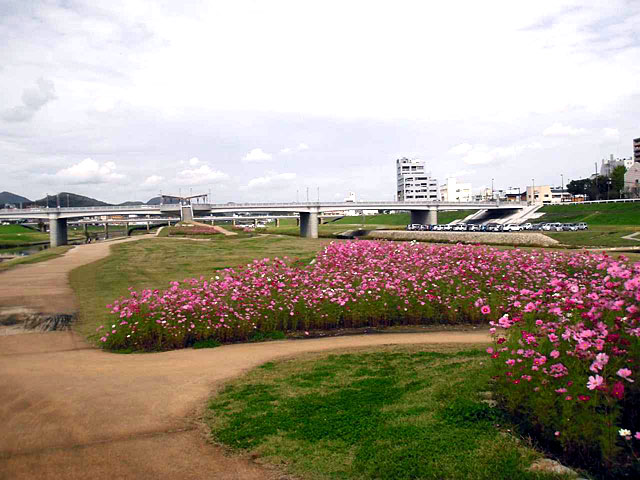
[
  {"left": 296, "top": 189, "right": 299, "bottom": 202},
  {"left": 306, "top": 187, "right": 309, "bottom": 202},
  {"left": 561, "top": 174, "right": 564, "bottom": 203},
  {"left": 317, "top": 187, "right": 319, "bottom": 202}
]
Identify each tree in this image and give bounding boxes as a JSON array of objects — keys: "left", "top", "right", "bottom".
[
  {"left": 611, "top": 165, "right": 626, "bottom": 199},
  {"left": 567, "top": 178, "right": 591, "bottom": 197}
]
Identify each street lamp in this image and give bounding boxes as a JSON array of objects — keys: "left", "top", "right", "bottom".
[{"left": 561, "top": 173, "right": 564, "bottom": 203}]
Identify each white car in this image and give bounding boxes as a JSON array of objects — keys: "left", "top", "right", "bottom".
[
  {"left": 452, "top": 224, "right": 467, "bottom": 231},
  {"left": 503, "top": 224, "right": 522, "bottom": 232},
  {"left": 520, "top": 223, "right": 533, "bottom": 230},
  {"left": 542, "top": 223, "right": 563, "bottom": 232}
]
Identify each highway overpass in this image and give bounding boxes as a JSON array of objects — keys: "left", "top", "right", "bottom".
[{"left": 0, "top": 200, "right": 526, "bottom": 245}]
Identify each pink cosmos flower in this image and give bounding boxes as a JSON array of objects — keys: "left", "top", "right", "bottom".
[
  {"left": 481, "top": 305, "right": 491, "bottom": 315},
  {"left": 587, "top": 374, "right": 604, "bottom": 390},
  {"left": 617, "top": 368, "right": 634, "bottom": 382}
]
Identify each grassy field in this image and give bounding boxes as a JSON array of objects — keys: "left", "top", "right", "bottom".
[
  {"left": 537, "top": 202, "right": 640, "bottom": 225},
  {"left": 0, "top": 224, "right": 50, "bottom": 247},
  {"left": 0, "top": 245, "right": 74, "bottom": 272},
  {"left": 69, "top": 236, "right": 334, "bottom": 339},
  {"left": 543, "top": 225, "right": 640, "bottom": 248},
  {"left": 207, "top": 344, "right": 565, "bottom": 480}
]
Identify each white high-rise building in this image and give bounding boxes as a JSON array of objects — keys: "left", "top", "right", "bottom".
[
  {"left": 600, "top": 154, "right": 634, "bottom": 177},
  {"left": 440, "top": 177, "right": 472, "bottom": 202},
  {"left": 396, "top": 157, "right": 439, "bottom": 201}
]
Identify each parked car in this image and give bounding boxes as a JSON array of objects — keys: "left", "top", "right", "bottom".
[
  {"left": 466, "top": 224, "right": 480, "bottom": 232},
  {"left": 562, "top": 223, "right": 578, "bottom": 231},
  {"left": 442, "top": 224, "right": 453, "bottom": 231},
  {"left": 520, "top": 223, "right": 533, "bottom": 230},
  {"left": 485, "top": 223, "right": 501, "bottom": 232},
  {"left": 503, "top": 224, "right": 522, "bottom": 232},
  {"left": 452, "top": 224, "right": 467, "bottom": 231},
  {"left": 542, "top": 223, "right": 563, "bottom": 232},
  {"left": 530, "top": 223, "right": 544, "bottom": 231},
  {"left": 577, "top": 222, "right": 588, "bottom": 230},
  {"left": 406, "top": 224, "right": 423, "bottom": 231}
]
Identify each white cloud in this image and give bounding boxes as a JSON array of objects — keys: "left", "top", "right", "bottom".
[
  {"left": 188, "top": 157, "right": 201, "bottom": 166},
  {"left": 602, "top": 127, "right": 620, "bottom": 141},
  {"left": 448, "top": 143, "right": 474, "bottom": 155},
  {"left": 450, "top": 142, "right": 543, "bottom": 165},
  {"left": 177, "top": 164, "right": 228, "bottom": 185},
  {"left": 143, "top": 175, "right": 164, "bottom": 186},
  {"left": 244, "top": 172, "right": 296, "bottom": 189},
  {"left": 2, "top": 77, "right": 56, "bottom": 122},
  {"left": 445, "top": 169, "right": 476, "bottom": 178},
  {"left": 542, "top": 122, "right": 587, "bottom": 136},
  {"left": 280, "top": 143, "right": 310, "bottom": 155},
  {"left": 242, "top": 148, "right": 272, "bottom": 162},
  {"left": 50, "top": 158, "right": 125, "bottom": 184}
]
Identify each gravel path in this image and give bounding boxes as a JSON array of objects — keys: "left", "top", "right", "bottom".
[{"left": 0, "top": 237, "right": 491, "bottom": 479}]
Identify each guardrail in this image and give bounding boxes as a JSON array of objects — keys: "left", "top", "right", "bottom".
[{"left": 0, "top": 199, "right": 529, "bottom": 215}]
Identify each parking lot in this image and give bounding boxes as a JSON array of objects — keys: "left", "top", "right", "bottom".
[{"left": 406, "top": 222, "right": 589, "bottom": 232}]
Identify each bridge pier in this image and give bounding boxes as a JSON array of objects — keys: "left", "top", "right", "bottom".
[
  {"left": 300, "top": 211, "right": 319, "bottom": 238},
  {"left": 125, "top": 222, "right": 130, "bottom": 236},
  {"left": 254, "top": 218, "right": 258, "bottom": 227},
  {"left": 410, "top": 209, "right": 438, "bottom": 226},
  {"left": 49, "top": 217, "right": 68, "bottom": 247},
  {"left": 146, "top": 222, "right": 150, "bottom": 232},
  {"left": 275, "top": 218, "right": 280, "bottom": 227},
  {"left": 104, "top": 223, "right": 109, "bottom": 239}
]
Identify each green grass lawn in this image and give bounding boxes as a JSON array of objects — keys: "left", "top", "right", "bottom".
[
  {"left": 537, "top": 202, "right": 640, "bottom": 225},
  {"left": 0, "top": 245, "right": 74, "bottom": 273},
  {"left": 69, "top": 236, "right": 334, "bottom": 339},
  {"left": 543, "top": 225, "right": 640, "bottom": 248},
  {"left": 330, "top": 211, "right": 478, "bottom": 226},
  {"left": 0, "top": 224, "right": 49, "bottom": 247},
  {"left": 207, "top": 344, "right": 566, "bottom": 480}
]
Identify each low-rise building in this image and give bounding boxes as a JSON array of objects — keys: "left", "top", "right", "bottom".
[
  {"left": 625, "top": 163, "right": 640, "bottom": 198},
  {"left": 439, "top": 177, "right": 472, "bottom": 202},
  {"left": 527, "top": 186, "right": 572, "bottom": 204}
]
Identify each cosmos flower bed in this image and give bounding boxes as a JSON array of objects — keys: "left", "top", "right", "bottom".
[
  {"left": 100, "top": 240, "right": 639, "bottom": 474},
  {"left": 488, "top": 255, "right": 640, "bottom": 476}
]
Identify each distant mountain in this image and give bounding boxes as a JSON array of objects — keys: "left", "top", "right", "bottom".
[
  {"left": 118, "top": 201, "right": 145, "bottom": 206},
  {"left": 146, "top": 196, "right": 180, "bottom": 205},
  {"left": 0, "top": 191, "right": 32, "bottom": 206},
  {"left": 33, "top": 192, "right": 111, "bottom": 208}
]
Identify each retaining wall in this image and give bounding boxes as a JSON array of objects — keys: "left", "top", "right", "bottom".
[{"left": 368, "top": 230, "right": 559, "bottom": 247}]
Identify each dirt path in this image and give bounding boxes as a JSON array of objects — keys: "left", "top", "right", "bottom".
[
  {"left": 0, "top": 331, "right": 490, "bottom": 480},
  {"left": 0, "top": 236, "right": 491, "bottom": 479},
  {"left": 0, "top": 236, "right": 145, "bottom": 316}
]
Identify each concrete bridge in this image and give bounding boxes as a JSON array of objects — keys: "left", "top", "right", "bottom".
[{"left": 0, "top": 200, "right": 526, "bottom": 245}]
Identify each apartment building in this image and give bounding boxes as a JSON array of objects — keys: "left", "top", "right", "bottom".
[
  {"left": 439, "top": 177, "right": 472, "bottom": 202},
  {"left": 396, "top": 157, "right": 439, "bottom": 201},
  {"left": 634, "top": 138, "right": 640, "bottom": 163}
]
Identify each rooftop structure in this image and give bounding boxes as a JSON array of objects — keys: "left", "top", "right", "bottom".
[{"left": 600, "top": 154, "right": 634, "bottom": 177}]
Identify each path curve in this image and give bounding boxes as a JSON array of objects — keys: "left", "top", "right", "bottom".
[
  {"left": 0, "top": 331, "right": 490, "bottom": 480},
  {"left": 0, "top": 236, "right": 491, "bottom": 479}
]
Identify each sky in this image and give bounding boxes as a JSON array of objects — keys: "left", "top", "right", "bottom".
[{"left": 1, "top": 0, "right": 639, "bottom": 203}]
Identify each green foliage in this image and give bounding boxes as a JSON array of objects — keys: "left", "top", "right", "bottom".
[
  {"left": 249, "top": 330, "right": 286, "bottom": 342},
  {"left": 207, "top": 347, "right": 557, "bottom": 480},
  {"left": 192, "top": 338, "right": 222, "bottom": 349}
]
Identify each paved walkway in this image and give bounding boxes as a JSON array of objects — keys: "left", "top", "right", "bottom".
[{"left": 0, "top": 237, "right": 491, "bottom": 479}]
